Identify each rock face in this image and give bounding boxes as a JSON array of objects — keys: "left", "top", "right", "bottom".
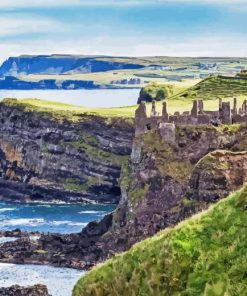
[
  {"left": 1, "top": 124, "right": 247, "bottom": 270},
  {"left": 0, "top": 285, "right": 50, "bottom": 296},
  {"left": 0, "top": 55, "right": 144, "bottom": 76},
  {"left": 103, "top": 125, "right": 247, "bottom": 253},
  {"left": 0, "top": 76, "right": 100, "bottom": 90},
  {"left": 0, "top": 215, "right": 113, "bottom": 270},
  {"left": 187, "top": 150, "right": 247, "bottom": 202},
  {"left": 0, "top": 100, "right": 134, "bottom": 203}
]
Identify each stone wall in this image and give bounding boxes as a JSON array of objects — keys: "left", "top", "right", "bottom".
[{"left": 135, "top": 98, "right": 247, "bottom": 135}]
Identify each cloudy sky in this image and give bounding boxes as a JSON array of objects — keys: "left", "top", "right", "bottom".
[{"left": 0, "top": 0, "right": 247, "bottom": 62}]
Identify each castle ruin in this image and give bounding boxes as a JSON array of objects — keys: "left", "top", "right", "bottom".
[{"left": 135, "top": 98, "right": 247, "bottom": 136}]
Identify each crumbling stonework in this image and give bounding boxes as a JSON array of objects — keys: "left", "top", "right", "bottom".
[{"left": 135, "top": 98, "right": 247, "bottom": 135}]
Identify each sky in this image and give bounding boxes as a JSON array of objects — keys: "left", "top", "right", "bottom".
[{"left": 0, "top": 0, "right": 247, "bottom": 62}]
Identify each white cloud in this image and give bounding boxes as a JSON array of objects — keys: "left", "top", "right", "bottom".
[
  {"left": 0, "top": 34, "right": 246, "bottom": 63},
  {"left": 0, "top": 14, "right": 62, "bottom": 37}
]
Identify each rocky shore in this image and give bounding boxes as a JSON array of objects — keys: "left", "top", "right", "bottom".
[{"left": 0, "top": 284, "right": 51, "bottom": 296}]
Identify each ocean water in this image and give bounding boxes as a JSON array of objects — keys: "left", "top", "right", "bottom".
[
  {"left": 0, "top": 201, "right": 115, "bottom": 295},
  {"left": 0, "top": 88, "right": 139, "bottom": 108},
  {"left": 0, "top": 263, "right": 84, "bottom": 296},
  {"left": 0, "top": 202, "right": 115, "bottom": 234}
]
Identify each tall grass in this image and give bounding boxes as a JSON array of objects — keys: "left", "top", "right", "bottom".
[{"left": 73, "top": 185, "right": 247, "bottom": 296}]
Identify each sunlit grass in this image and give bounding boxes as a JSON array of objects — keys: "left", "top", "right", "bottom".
[{"left": 73, "top": 185, "right": 247, "bottom": 296}]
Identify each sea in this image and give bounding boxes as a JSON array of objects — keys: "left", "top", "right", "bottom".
[
  {"left": 0, "top": 88, "right": 133, "bottom": 295},
  {"left": 0, "top": 202, "right": 115, "bottom": 296}
]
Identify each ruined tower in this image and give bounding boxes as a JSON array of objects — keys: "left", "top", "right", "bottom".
[{"left": 135, "top": 101, "right": 147, "bottom": 135}]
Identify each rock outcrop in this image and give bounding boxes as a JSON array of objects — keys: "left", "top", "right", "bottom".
[
  {"left": 0, "top": 285, "right": 51, "bottom": 296},
  {"left": 1, "top": 124, "right": 247, "bottom": 270},
  {"left": 0, "top": 99, "right": 134, "bottom": 203},
  {"left": 103, "top": 124, "right": 247, "bottom": 253}
]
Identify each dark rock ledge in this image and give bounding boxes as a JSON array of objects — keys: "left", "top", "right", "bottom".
[{"left": 0, "top": 284, "right": 51, "bottom": 296}]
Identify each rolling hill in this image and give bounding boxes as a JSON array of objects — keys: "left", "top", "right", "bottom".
[{"left": 177, "top": 75, "right": 247, "bottom": 100}]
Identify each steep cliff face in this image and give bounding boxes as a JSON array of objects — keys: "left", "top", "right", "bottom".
[
  {"left": 104, "top": 124, "right": 247, "bottom": 252},
  {"left": 0, "top": 55, "right": 144, "bottom": 76},
  {"left": 1, "top": 124, "right": 247, "bottom": 270},
  {"left": 0, "top": 100, "right": 134, "bottom": 203}
]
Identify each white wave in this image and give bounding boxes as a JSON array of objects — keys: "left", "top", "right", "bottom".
[
  {"left": 1, "top": 218, "right": 45, "bottom": 226},
  {"left": 0, "top": 263, "right": 84, "bottom": 296},
  {"left": 0, "top": 208, "right": 14, "bottom": 213},
  {"left": 51, "top": 220, "right": 88, "bottom": 227},
  {"left": 79, "top": 210, "right": 105, "bottom": 214},
  {"left": 0, "top": 237, "right": 17, "bottom": 244},
  {"left": 1, "top": 218, "right": 88, "bottom": 228}
]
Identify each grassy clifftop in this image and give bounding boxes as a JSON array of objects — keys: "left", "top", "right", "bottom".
[
  {"left": 0, "top": 98, "right": 136, "bottom": 120},
  {"left": 177, "top": 75, "right": 247, "bottom": 100},
  {"left": 2, "top": 75, "right": 247, "bottom": 120},
  {"left": 73, "top": 185, "right": 247, "bottom": 296}
]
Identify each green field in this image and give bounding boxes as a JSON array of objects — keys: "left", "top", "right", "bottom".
[
  {"left": 18, "top": 56, "right": 247, "bottom": 89},
  {"left": 176, "top": 76, "right": 247, "bottom": 100},
  {"left": 2, "top": 75, "right": 247, "bottom": 120},
  {"left": 73, "top": 185, "right": 247, "bottom": 296}
]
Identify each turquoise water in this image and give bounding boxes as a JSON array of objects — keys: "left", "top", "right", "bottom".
[
  {"left": 0, "top": 201, "right": 115, "bottom": 295},
  {"left": 0, "top": 202, "right": 115, "bottom": 234}
]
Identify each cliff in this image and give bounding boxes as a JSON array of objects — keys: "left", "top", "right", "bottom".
[
  {"left": 0, "top": 55, "right": 144, "bottom": 76},
  {"left": 0, "top": 99, "right": 134, "bottom": 203},
  {"left": 73, "top": 184, "right": 247, "bottom": 296},
  {"left": 101, "top": 124, "right": 247, "bottom": 254},
  {"left": 0, "top": 76, "right": 100, "bottom": 90},
  {"left": 1, "top": 123, "right": 247, "bottom": 270}
]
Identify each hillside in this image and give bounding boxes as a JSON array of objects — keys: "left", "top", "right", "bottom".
[
  {"left": 0, "top": 55, "right": 144, "bottom": 76},
  {"left": 73, "top": 185, "right": 247, "bottom": 296},
  {"left": 177, "top": 75, "right": 247, "bottom": 100},
  {"left": 1, "top": 56, "right": 247, "bottom": 89}
]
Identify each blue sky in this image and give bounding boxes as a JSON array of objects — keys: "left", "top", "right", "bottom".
[{"left": 0, "top": 0, "right": 247, "bottom": 62}]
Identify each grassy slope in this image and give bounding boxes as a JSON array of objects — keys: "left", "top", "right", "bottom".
[
  {"left": 73, "top": 185, "right": 247, "bottom": 296},
  {"left": 2, "top": 75, "right": 247, "bottom": 119},
  {"left": 176, "top": 75, "right": 247, "bottom": 100},
  {"left": 17, "top": 57, "right": 247, "bottom": 88},
  {"left": 0, "top": 98, "right": 137, "bottom": 120}
]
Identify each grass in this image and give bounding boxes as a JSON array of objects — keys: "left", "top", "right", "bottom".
[
  {"left": 0, "top": 98, "right": 137, "bottom": 120},
  {"left": 73, "top": 185, "right": 247, "bottom": 296},
  {"left": 176, "top": 75, "right": 247, "bottom": 100},
  {"left": 2, "top": 75, "right": 247, "bottom": 120}
]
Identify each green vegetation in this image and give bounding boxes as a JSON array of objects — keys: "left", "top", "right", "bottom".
[
  {"left": 138, "top": 82, "right": 173, "bottom": 102},
  {"left": 1, "top": 98, "right": 137, "bottom": 119},
  {"left": 68, "top": 140, "right": 128, "bottom": 166},
  {"left": 64, "top": 178, "right": 89, "bottom": 192},
  {"left": 177, "top": 75, "right": 247, "bottom": 100},
  {"left": 142, "top": 131, "right": 194, "bottom": 182},
  {"left": 73, "top": 185, "right": 247, "bottom": 296},
  {"left": 19, "top": 56, "right": 247, "bottom": 89},
  {"left": 2, "top": 74, "right": 247, "bottom": 120}
]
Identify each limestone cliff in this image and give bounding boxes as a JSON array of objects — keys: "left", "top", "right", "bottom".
[{"left": 0, "top": 100, "right": 134, "bottom": 203}]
